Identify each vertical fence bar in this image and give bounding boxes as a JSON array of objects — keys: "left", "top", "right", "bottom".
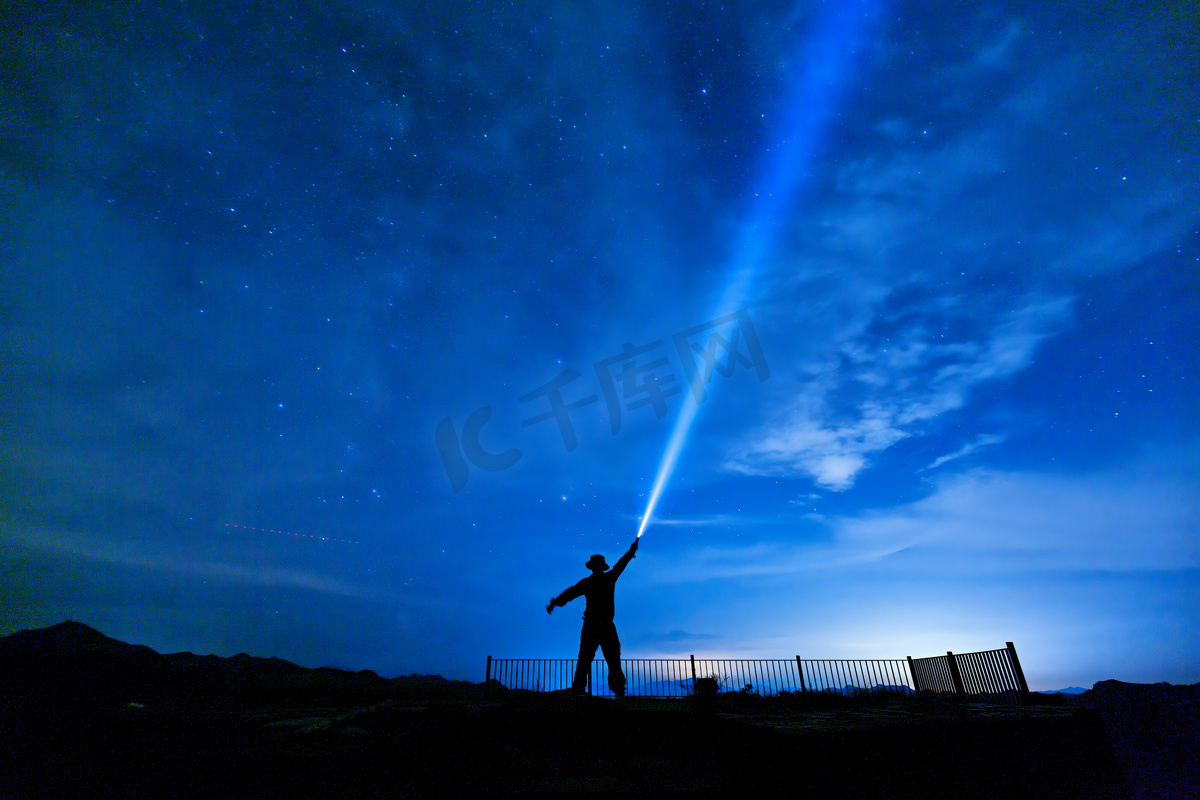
[
  {"left": 981, "top": 652, "right": 997, "bottom": 697},
  {"left": 935, "top": 657, "right": 949, "bottom": 693},
  {"left": 974, "top": 653, "right": 990, "bottom": 696},
  {"left": 1006, "top": 642, "right": 1030, "bottom": 705},
  {"left": 946, "top": 652, "right": 966, "bottom": 700},
  {"left": 986, "top": 651, "right": 999, "bottom": 700},
  {"left": 993, "top": 650, "right": 1011, "bottom": 701},
  {"left": 959, "top": 653, "right": 975, "bottom": 696},
  {"left": 984, "top": 651, "right": 1002, "bottom": 700},
  {"left": 974, "top": 652, "right": 990, "bottom": 697},
  {"left": 996, "top": 650, "right": 1015, "bottom": 702},
  {"left": 966, "top": 652, "right": 983, "bottom": 697},
  {"left": 1001, "top": 649, "right": 1019, "bottom": 704},
  {"left": 979, "top": 652, "right": 1000, "bottom": 699}
]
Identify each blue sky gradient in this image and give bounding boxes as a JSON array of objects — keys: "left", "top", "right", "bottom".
[{"left": 3, "top": 1, "right": 1197, "bottom": 690}]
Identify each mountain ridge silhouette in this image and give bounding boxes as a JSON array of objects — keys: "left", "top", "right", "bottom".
[{"left": 0, "top": 620, "right": 457, "bottom": 705}]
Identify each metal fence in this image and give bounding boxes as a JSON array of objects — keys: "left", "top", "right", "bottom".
[
  {"left": 908, "top": 643, "right": 1029, "bottom": 704},
  {"left": 486, "top": 642, "right": 1031, "bottom": 704},
  {"left": 486, "top": 656, "right": 912, "bottom": 698},
  {"left": 797, "top": 659, "right": 914, "bottom": 695}
]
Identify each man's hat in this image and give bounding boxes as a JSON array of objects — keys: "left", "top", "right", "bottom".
[{"left": 585, "top": 554, "right": 608, "bottom": 571}]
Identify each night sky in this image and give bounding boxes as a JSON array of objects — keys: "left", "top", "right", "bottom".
[{"left": 4, "top": 1, "right": 1198, "bottom": 689}]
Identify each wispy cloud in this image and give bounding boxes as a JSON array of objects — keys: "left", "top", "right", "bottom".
[
  {"left": 7, "top": 528, "right": 382, "bottom": 600},
  {"left": 923, "top": 434, "right": 1005, "bottom": 471},
  {"left": 649, "top": 455, "right": 1200, "bottom": 582},
  {"left": 727, "top": 297, "right": 1069, "bottom": 489},
  {"left": 664, "top": 629, "right": 718, "bottom": 642}
]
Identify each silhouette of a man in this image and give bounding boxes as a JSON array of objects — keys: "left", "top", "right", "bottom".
[{"left": 546, "top": 538, "right": 639, "bottom": 697}]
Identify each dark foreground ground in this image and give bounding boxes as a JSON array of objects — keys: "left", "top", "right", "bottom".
[
  {"left": 1, "top": 623, "right": 1196, "bottom": 798},
  {"left": 4, "top": 686, "right": 1187, "bottom": 799}
]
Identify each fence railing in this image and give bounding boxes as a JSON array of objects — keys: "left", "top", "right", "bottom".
[
  {"left": 908, "top": 643, "right": 1029, "bottom": 704},
  {"left": 797, "top": 659, "right": 914, "bottom": 695},
  {"left": 485, "top": 642, "right": 1031, "bottom": 704}
]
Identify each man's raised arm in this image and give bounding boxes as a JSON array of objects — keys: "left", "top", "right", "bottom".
[
  {"left": 610, "top": 538, "right": 639, "bottom": 580},
  {"left": 546, "top": 581, "right": 584, "bottom": 614}
]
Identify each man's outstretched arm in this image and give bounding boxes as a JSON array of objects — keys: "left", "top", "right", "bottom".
[
  {"left": 546, "top": 581, "right": 585, "bottom": 614},
  {"left": 609, "top": 538, "right": 639, "bottom": 580}
]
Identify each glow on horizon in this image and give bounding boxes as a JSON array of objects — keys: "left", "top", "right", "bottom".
[{"left": 637, "top": 0, "right": 882, "bottom": 538}]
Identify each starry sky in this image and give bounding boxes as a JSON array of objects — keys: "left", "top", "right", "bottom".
[{"left": 3, "top": 0, "right": 1198, "bottom": 689}]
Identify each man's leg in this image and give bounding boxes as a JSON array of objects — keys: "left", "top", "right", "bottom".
[
  {"left": 572, "top": 623, "right": 600, "bottom": 693},
  {"left": 599, "top": 621, "right": 626, "bottom": 697}
]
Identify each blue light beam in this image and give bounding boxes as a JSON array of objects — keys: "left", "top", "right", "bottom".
[{"left": 638, "top": 0, "right": 883, "bottom": 537}]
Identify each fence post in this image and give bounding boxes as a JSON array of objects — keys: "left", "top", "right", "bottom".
[
  {"left": 1006, "top": 642, "right": 1030, "bottom": 705},
  {"left": 485, "top": 655, "right": 492, "bottom": 700},
  {"left": 689, "top": 654, "right": 697, "bottom": 692},
  {"left": 796, "top": 656, "right": 807, "bottom": 693},
  {"left": 946, "top": 651, "right": 967, "bottom": 700},
  {"left": 907, "top": 656, "right": 920, "bottom": 697}
]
